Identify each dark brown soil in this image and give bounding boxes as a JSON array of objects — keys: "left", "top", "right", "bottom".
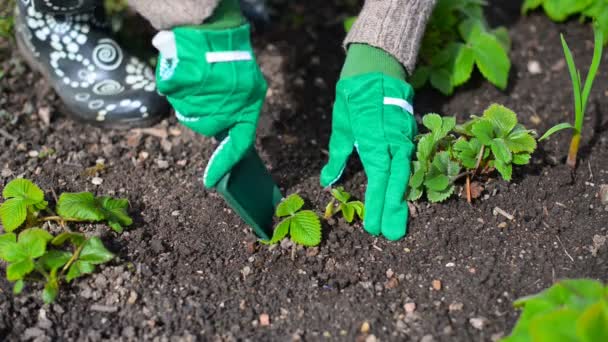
[{"left": 1, "top": 1, "right": 607, "bottom": 341}]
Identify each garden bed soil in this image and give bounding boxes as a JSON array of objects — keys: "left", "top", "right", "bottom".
[{"left": 1, "top": 0, "right": 607, "bottom": 341}]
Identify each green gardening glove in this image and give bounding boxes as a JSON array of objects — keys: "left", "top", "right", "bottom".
[
  {"left": 152, "top": 24, "right": 267, "bottom": 188},
  {"left": 320, "top": 72, "right": 417, "bottom": 241}
]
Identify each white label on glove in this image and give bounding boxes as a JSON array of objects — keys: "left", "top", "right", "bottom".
[
  {"left": 383, "top": 97, "right": 413, "bottom": 115},
  {"left": 206, "top": 51, "right": 253, "bottom": 63}
]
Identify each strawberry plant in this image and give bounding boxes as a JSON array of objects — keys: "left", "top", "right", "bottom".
[
  {"left": 324, "top": 187, "right": 364, "bottom": 223},
  {"left": 343, "top": 0, "right": 511, "bottom": 95},
  {"left": 539, "top": 27, "right": 604, "bottom": 168},
  {"left": 411, "top": 0, "right": 511, "bottom": 95},
  {"left": 0, "top": 178, "right": 130, "bottom": 303},
  {"left": 264, "top": 194, "right": 321, "bottom": 247},
  {"left": 522, "top": 0, "right": 608, "bottom": 45},
  {"left": 408, "top": 104, "right": 537, "bottom": 203},
  {"left": 502, "top": 279, "right": 608, "bottom": 342}
]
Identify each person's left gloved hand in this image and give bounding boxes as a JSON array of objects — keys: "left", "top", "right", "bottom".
[
  {"left": 152, "top": 24, "right": 267, "bottom": 188},
  {"left": 321, "top": 45, "right": 417, "bottom": 241}
]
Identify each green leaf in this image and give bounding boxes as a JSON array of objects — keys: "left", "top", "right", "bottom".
[
  {"left": 506, "top": 125, "right": 538, "bottom": 153},
  {"left": 19, "top": 228, "right": 53, "bottom": 259},
  {"left": 7, "top": 258, "right": 34, "bottom": 281},
  {"left": 425, "top": 173, "right": 450, "bottom": 192},
  {"left": 410, "top": 161, "right": 426, "bottom": 188},
  {"left": 0, "top": 232, "right": 16, "bottom": 260},
  {"left": 275, "top": 194, "right": 304, "bottom": 217},
  {"left": 522, "top": 0, "right": 544, "bottom": 14},
  {"left": 97, "top": 197, "right": 132, "bottom": 233},
  {"left": 483, "top": 104, "right": 518, "bottom": 137},
  {"left": 452, "top": 45, "right": 475, "bottom": 86},
  {"left": 266, "top": 218, "right": 290, "bottom": 244},
  {"left": 513, "top": 153, "right": 532, "bottom": 165},
  {"left": 341, "top": 203, "right": 355, "bottom": 223},
  {"left": 430, "top": 68, "right": 453, "bottom": 95},
  {"left": 51, "top": 232, "right": 86, "bottom": 247},
  {"left": 43, "top": 279, "right": 59, "bottom": 304},
  {"left": 57, "top": 192, "right": 105, "bottom": 222},
  {"left": 350, "top": 201, "right": 365, "bottom": 220},
  {"left": 454, "top": 138, "right": 484, "bottom": 169},
  {"left": 494, "top": 159, "right": 513, "bottom": 181},
  {"left": 0, "top": 198, "right": 27, "bottom": 233},
  {"left": 38, "top": 250, "right": 72, "bottom": 271},
  {"left": 576, "top": 302, "right": 608, "bottom": 342},
  {"left": 324, "top": 199, "right": 335, "bottom": 219},
  {"left": 543, "top": 0, "right": 593, "bottom": 21},
  {"left": 331, "top": 187, "right": 351, "bottom": 203},
  {"left": 409, "top": 66, "right": 430, "bottom": 89},
  {"left": 458, "top": 18, "right": 483, "bottom": 42},
  {"left": 422, "top": 114, "right": 443, "bottom": 132},
  {"left": 66, "top": 261, "right": 95, "bottom": 282},
  {"left": 427, "top": 186, "right": 455, "bottom": 203},
  {"left": 491, "top": 138, "right": 513, "bottom": 164},
  {"left": 2, "top": 178, "right": 44, "bottom": 204},
  {"left": 78, "top": 237, "right": 114, "bottom": 264},
  {"left": 289, "top": 210, "right": 321, "bottom": 247},
  {"left": 539, "top": 122, "right": 575, "bottom": 142},
  {"left": 344, "top": 16, "right": 356, "bottom": 33},
  {"left": 406, "top": 186, "right": 423, "bottom": 202},
  {"left": 471, "top": 31, "right": 511, "bottom": 90},
  {"left": 493, "top": 27, "right": 512, "bottom": 52},
  {"left": 530, "top": 308, "right": 580, "bottom": 341},
  {"left": 13, "top": 279, "right": 24, "bottom": 294},
  {"left": 471, "top": 120, "right": 495, "bottom": 145},
  {"left": 416, "top": 135, "right": 435, "bottom": 163}
]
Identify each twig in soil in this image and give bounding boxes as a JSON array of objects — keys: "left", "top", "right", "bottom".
[
  {"left": 493, "top": 207, "right": 514, "bottom": 221},
  {"left": 556, "top": 236, "right": 575, "bottom": 263},
  {"left": 0, "top": 128, "right": 17, "bottom": 141},
  {"left": 588, "top": 160, "right": 593, "bottom": 181},
  {"left": 466, "top": 175, "right": 472, "bottom": 204}
]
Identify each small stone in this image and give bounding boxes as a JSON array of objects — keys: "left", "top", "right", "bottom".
[
  {"left": 241, "top": 266, "right": 252, "bottom": 278},
  {"left": 365, "top": 335, "right": 377, "bottom": 342},
  {"left": 432, "top": 279, "right": 442, "bottom": 291},
  {"left": 280, "top": 238, "right": 293, "bottom": 250},
  {"left": 360, "top": 321, "right": 370, "bottom": 334},
  {"left": 445, "top": 262, "right": 455, "bottom": 267},
  {"left": 498, "top": 222, "right": 508, "bottom": 229},
  {"left": 127, "top": 291, "right": 138, "bottom": 305},
  {"left": 90, "top": 304, "right": 118, "bottom": 313},
  {"left": 259, "top": 313, "right": 270, "bottom": 326},
  {"left": 171, "top": 210, "right": 180, "bottom": 217},
  {"left": 385, "top": 277, "right": 399, "bottom": 289},
  {"left": 91, "top": 177, "right": 103, "bottom": 185},
  {"left": 306, "top": 247, "right": 319, "bottom": 257},
  {"left": 421, "top": 335, "right": 434, "bottom": 342},
  {"left": 246, "top": 241, "right": 257, "bottom": 254},
  {"left": 23, "top": 327, "right": 45, "bottom": 340},
  {"left": 404, "top": 302, "right": 416, "bottom": 314},
  {"left": 28, "top": 150, "right": 39, "bottom": 158},
  {"left": 386, "top": 269, "right": 394, "bottom": 278},
  {"left": 122, "top": 326, "right": 135, "bottom": 338},
  {"left": 156, "top": 159, "right": 169, "bottom": 169},
  {"left": 469, "top": 317, "right": 486, "bottom": 330},
  {"left": 138, "top": 151, "right": 149, "bottom": 160},
  {"left": 600, "top": 185, "right": 608, "bottom": 205},
  {"left": 527, "top": 60, "right": 542, "bottom": 74},
  {"left": 449, "top": 302, "right": 464, "bottom": 311}
]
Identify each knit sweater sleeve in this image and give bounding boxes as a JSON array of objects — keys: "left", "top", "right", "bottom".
[
  {"left": 344, "top": 0, "right": 437, "bottom": 75},
  {"left": 129, "top": 0, "right": 221, "bottom": 30}
]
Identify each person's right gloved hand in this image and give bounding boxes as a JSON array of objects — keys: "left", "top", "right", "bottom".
[{"left": 152, "top": 23, "right": 267, "bottom": 188}]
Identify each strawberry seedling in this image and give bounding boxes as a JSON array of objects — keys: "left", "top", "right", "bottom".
[
  {"left": 539, "top": 27, "right": 604, "bottom": 168},
  {"left": 0, "top": 178, "right": 130, "bottom": 303},
  {"left": 324, "top": 187, "right": 364, "bottom": 223},
  {"left": 408, "top": 104, "right": 537, "bottom": 203},
  {"left": 263, "top": 194, "right": 321, "bottom": 247}
]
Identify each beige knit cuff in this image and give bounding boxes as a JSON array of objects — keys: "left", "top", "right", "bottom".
[{"left": 129, "top": 0, "right": 221, "bottom": 30}]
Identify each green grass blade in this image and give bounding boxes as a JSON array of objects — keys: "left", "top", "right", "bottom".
[
  {"left": 580, "top": 27, "right": 604, "bottom": 117},
  {"left": 539, "top": 122, "right": 575, "bottom": 141},
  {"left": 560, "top": 34, "right": 582, "bottom": 130}
]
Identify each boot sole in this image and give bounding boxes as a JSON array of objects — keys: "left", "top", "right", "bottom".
[{"left": 14, "top": 12, "right": 164, "bottom": 130}]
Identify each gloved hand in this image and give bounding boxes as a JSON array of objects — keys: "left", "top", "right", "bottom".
[
  {"left": 321, "top": 44, "right": 417, "bottom": 241},
  {"left": 152, "top": 23, "right": 267, "bottom": 188}
]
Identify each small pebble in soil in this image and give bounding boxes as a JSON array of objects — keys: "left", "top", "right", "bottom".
[
  {"left": 404, "top": 302, "right": 416, "bottom": 314},
  {"left": 469, "top": 317, "right": 487, "bottom": 330},
  {"left": 449, "top": 302, "right": 464, "bottom": 311},
  {"left": 386, "top": 269, "right": 394, "bottom": 278},
  {"left": 432, "top": 280, "right": 442, "bottom": 291},
  {"left": 421, "top": 335, "right": 434, "bottom": 342},
  {"left": 360, "top": 321, "right": 370, "bottom": 334},
  {"left": 498, "top": 222, "right": 508, "bottom": 229},
  {"left": 259, "top": 313, "right": 270, "bottom": 326},
  {"left": 527, "top": 60, "right": 542, "bottom": 75},
  {"left": 599, "top": 184, "right": 608, "bottom": 205},
  {"left": 127, "top": 291, "right": 138, "bottom": 305},
  {"left": 91, "top": 177, "right": 103, "bottom": 185},
  {"left": 445, "top": 262, "right": 455, "bottom": 267}
]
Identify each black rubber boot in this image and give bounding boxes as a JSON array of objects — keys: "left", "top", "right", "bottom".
[{"left": 14, "top": 0, "right": 169, "bottom": 128}]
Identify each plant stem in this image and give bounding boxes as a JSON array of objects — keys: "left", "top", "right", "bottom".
[
  {"left": 466, "top": 175, "right": 472, "bottom": 204},
  {"left": 61, "top": 244, "right": 85, "bottom": 276},
  {"left": 40, "top": 216, "right": 82, "bottom": 223},
  {"left": 474, "top": 145, "right": 485, "bottom": 174},
  {"left": 567, "top": 133, "right": 580, "bottom": 168}
]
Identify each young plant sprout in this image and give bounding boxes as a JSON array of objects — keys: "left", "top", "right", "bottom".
[
  {"left": 539, "top": 27, "right": 604, "bottom": 168},
  {"left": 324, "top": 187, "right": 364, "bottom": 223},
  {"left": 264, "top": 194, "right": 321, "bottom": 247},
  {"left": 0, "top": 178, "right": 130, "bottom": 303}
]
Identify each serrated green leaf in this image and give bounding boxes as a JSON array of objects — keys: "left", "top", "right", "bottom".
[
  {"left": 471, "top": 32, "right": 510, "bottom": 90},
  {"left": 423, "top": 114, "right": 443, "bottom": 132},
  {"left": 66, "top": 260, "right": 95, "bottom": 282},
  {"left": 409, "top": 66, "right": 431, "bottom": 89},
  {"left": 416, "top": 135, "right": 435, "bottom": 163},
  {"left": 78, "top": 237, "right": 114, "bottom": 264},
  {"left": 0, "top": 198, "right": 27, "bottom": 233},
  {"left": 350, "top": 201, "right": 365, "bottom": 220},
  {"left": 431, "top": 42, "right": 459, "bottom": 67},
  {"left": 289, "top": 210, "right": 321, "bottom": 247},
  {"left": 494, "top": 159, "right": 513, "bottom": 181},
  {"left": 51, "top": 232, "right": 86, "bottom": 247},
  {"left": 331, "top": 187, "right": 351, "bottom": 203},
  {"left": 57, "top": 192, "right": 104, "bottom": 221},
  {"left": 406, "top": 186, "right": 423, "bottom": 202},
  {"left": 341, "top": 203, "right": 355, "bottom": 223},
  {"left": 43, "top": 278, "right": 59, "bottom": 304},
  {"left": 275, "top": 194, "right": 304, "bottom": 217},
  {"left": 7, "top": 258, "right": 34, "bottom": 281},
  {"left": 0, "top": 232, "right": 16, "bottom": 257},
  {"left": 266, "top": 218, "right": 290, "bottom": 244},
  {"left": 427, "top": 185, "right": 455, "bottom": 203},
  {"left": 430, "top": 68, "right": 453, "bottom": 95},
  {"left": 458, "top": 18, "right": 483, "bottom": 42},
  {"left": 491, "top": 138, "right": 512, "bottom": 163},
  {"left": 13, "top": 279, "right": 24, "bottom": 294},
  {"left": 543, "top": 0, "right": 593, "bottom": 21},
  {"left": 452, "top": 45, "right": 475, "bottom": 86},
  {"left": 2, "top": 178, "right": 44, "bottom": 204},
  {"left": 97, "top": 197, "right": 132, "bottom": 233},
  {"left": 38, "top": 250, "right": 72, "bottom": 271},
  {"left": 471, "top": 120, "right": 495, "bottom": 145},
  {"left": 484, "top": 104, "right": 518, "bottom": 137},
  {"left": 454, "top": 138, "right": 484, "bottom": 169},
  {"left": 506, "top": 129, "right": 537, "bottom": 154},
  {"left": 425, "top": 173, "right": 450, "bottom": 192},
  {"left": 19, "top": 228, "right": 53, "bottom": 259},
  {"left": 410, "top": 161, "right": 426, "bottom": 188},
  {"left": 513, "top": 153, "right": 532, "bottom": 165}
]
